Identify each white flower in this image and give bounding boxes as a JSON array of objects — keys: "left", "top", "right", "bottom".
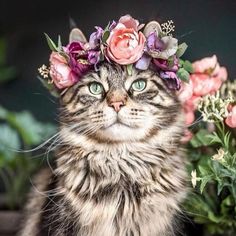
[
  {"left": 191, "top": 170, "right": 198, "bottom": 188},
  {"left": 198, "top": 91, "right": 234, "bottom": 123},
  {"left": 212, "top": 148, "right": 226, "bottom": 162}
]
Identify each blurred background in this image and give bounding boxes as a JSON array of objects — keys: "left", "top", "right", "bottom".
[{"left": 0, "top": 0, "right": 235, "bottom": 235}]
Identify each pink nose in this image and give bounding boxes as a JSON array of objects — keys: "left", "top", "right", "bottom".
[{"left": 109, "top": 101, "right": 124, "bottom": 112}]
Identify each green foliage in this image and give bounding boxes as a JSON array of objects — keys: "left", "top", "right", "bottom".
[
  {"left": 0, "top": 106, "right": 56, "bottom": 209},
  {"left": 177, "top": 67, "right": 190, "bottom": 82},
  {"left": 184, "top": 120, "right": 236, "bottom": 235},
  {"left": 176, "top": 42, "right": 188, "bottom": 57}
]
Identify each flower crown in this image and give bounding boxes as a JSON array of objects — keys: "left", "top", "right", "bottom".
[{"left": 38, "top": 15, "right": 192, "bottom": 96}]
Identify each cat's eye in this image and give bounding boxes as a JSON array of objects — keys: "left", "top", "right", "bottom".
[
  {"left": 131, "top": 79, "right": 146, "bottom": 92},
  {"left": 89, "top": 82, "right": 103, "bottom": 95}
]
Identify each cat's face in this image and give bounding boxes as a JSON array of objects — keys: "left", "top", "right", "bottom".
[{"left": 60, "top": 63, "right": 181, "bottom": 142}]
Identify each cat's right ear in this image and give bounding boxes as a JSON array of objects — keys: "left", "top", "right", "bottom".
[{"left": 69, "top": 28, "right": 87, "bottom": 43}]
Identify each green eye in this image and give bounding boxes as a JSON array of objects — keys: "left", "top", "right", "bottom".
[
  {"left": 89, "top": 82, "right": 103, "bottom": 95},
  {"left": 131, "top": 79, "right": 146, "bottom": 92}
]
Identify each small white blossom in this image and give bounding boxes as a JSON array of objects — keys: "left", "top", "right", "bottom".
[
  {"left": 212, "top": 148, "right": 226, "bottom": 162},
  {"left": 38, "top": 64, "right": 50, "bottom": 78},
  {"left": 198, "top": 91, "right": 234, "bottom": 123},
  {"left": 161, "top": 20, "right": 175, "bottom": 36},
  {"left": 191, "top": 170, "right": 198, "bottom": 188}
]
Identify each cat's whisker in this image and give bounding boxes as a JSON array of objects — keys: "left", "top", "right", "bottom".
[{"left": 188, "top": 115, "right": 203, "bottom": 128}]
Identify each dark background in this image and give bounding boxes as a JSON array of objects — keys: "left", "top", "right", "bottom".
[{"left": 0, "top": 0, "right": 236, "bottom": 121}]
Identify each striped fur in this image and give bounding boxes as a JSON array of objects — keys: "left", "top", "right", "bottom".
[{"left": 18, "top": 63, "right": 187, "bottom": 236}]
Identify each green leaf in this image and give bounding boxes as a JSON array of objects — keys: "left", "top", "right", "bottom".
[
  {"left": 198, "top": 165, "right": 212, "bottom": 176},
  {"left": 7, "top": 110, "right": 57, "bottom": 146},
  {"left": 183, "top": 60, "right": 194, "bottom": 73},
  {"left": 200, "top": 175, "right": 212, "bottom": 193},
  {"left": 126, "top": 64, "right": 133, "bottom": 76},
  {"left": 177, "top": 68, "right": 190, "bottom": 82},
  {"left": 190, "top": 129, "right": 212, "bottom": 147},
  {"left": 176, "top": 42, "right": 188, "bottom": 57},
  {"left": 0, "top": 124, "right": 20, "bottom": 160},
  {"left": 44, "top": 33, "right": 58, "bottom": 51},
  {"left": 57, "top": 35, "right": 62, "bottom": 51},
  {"left": 208, "top": 211, "right": 222, "bottom": 223},
  {"left": 207, "top": 132, "right": 222, "bottom": 145},
  {"left": 102, "top": 31, "right": 110, "bottom": 43}
]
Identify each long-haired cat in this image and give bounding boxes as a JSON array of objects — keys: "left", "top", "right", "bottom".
[{"left": 18, "top": 27, "right": 187, "bottom": 236}]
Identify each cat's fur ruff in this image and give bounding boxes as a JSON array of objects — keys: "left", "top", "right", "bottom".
[{"left": 18, "top": 63, "right": 187, "bottom": 236}]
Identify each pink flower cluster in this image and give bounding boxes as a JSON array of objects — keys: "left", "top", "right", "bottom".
[
  {"left": 179, "top": 55, "right": 228, "bottom": 125},
  {"left": 178, "top": 55, "right": 230, "bottom": 142},
  {"left": 49, "top": 15, "right": 146, "bottom": 89}
]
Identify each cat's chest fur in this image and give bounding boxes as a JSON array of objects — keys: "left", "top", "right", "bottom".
[{"left": 52, "top": 144, "right": 186, "bottom": 236}]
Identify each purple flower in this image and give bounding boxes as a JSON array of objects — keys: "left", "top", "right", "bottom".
[
  {"left": 146, "top": 32, "right": 165, "bottom": 51},
  {"left": 69, "top": 55, "right": 91, "bottom": 77},
  {"left": 89, "top": 26, "right": 104, "bottom": 49},
  {"left": 135, "top": 54, "right": 152, "bottom": 70},
  {"left": 88, "top": 50, "right": 100, "bottom": 65},
  {"left": 66, "top": 42, "right": 85, "bottom": 54},
  {"left": 64, "top": 42, "right": 91, "bottom": 77},
  {"left": 146, "top": 32, "right": 178, "bottom": 60},
  {"left": 108, "top": 20, "right": 117, "bottom": 31},
  {"left": 160, "top": 71, "right": 181, "bottom": 90},
  {"left": 153, "top": 56, "right": 179, "bottom": 72}
]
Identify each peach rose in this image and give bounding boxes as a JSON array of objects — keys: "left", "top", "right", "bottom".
[
  {"left": 225, "top": 105, "right": 236, "bottom": 128},
  {"left": 191, "top": 74, "right": 216, "bottom": 96},
  {"left": 49, "top": 52, "right": 78, "bottom": 89},
  {"left": 192, "top": 55, "right": 218, "bottom": 74},
  {"left": 106, "top": 15, "right": 146, "bottom": 65}
]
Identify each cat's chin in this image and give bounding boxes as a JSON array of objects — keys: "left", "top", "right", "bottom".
[{"left": 99, "top": 122, "right": 146, "bottom": 142}]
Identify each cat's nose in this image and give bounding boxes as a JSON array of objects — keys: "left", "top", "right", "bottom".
[{"left": 109, "top": 101, "right": 124, "bottom": 112}]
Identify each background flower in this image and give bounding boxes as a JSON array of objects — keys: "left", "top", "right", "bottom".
[{"left": 225, "top": 105, "right": 236, "bottom": 128}]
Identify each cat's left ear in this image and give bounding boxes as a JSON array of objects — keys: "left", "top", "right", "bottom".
[{"left": 69, "top": 28, "right": 87, "bottom": 43}]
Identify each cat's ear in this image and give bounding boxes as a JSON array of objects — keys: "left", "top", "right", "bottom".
[
  {"left": 69, "top": 28, "right": 87, "bottom": 43},
  {"left": 143, "top": 21, "right": 162, "bottom": 36}
]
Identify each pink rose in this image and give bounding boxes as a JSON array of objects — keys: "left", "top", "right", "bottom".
[
  {"left": 225, "top": 105, "right": 236, "bottom": 128},
  {"left": 106, "top": 15, "right": 146, "bottom": 65},
  {"left": 191, "top": 55, "right": 227, "bottom": 95},
  {"left": 216, "top": 67, "right": 227, "bottom": 82},
  {"left": 49, "top": 52, "right": 78, "bottom": 89},
  {"left": 191, "top": 74, "right": 216, "bottom": 96},
  {"left": 118, "top": 15, "right": 140, "bottom": 31},
  {"left": 192, "top": 55, "right": 218, "bottom": 74}
]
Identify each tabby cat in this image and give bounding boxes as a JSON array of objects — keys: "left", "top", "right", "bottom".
[{"left": 18, "top": 29, "right": 187, "bottom": 236}]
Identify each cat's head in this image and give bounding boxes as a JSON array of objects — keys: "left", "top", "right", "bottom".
[
  {"left": 40, "top": 19, "right": 187, "bottom": 145},
  {"left": 59, "top": 62, "right": 183, "bottom": 143}
]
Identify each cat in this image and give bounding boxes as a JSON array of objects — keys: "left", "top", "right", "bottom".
[{"left": 18, "top": 29, "right": 187, "bottom": 236}]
